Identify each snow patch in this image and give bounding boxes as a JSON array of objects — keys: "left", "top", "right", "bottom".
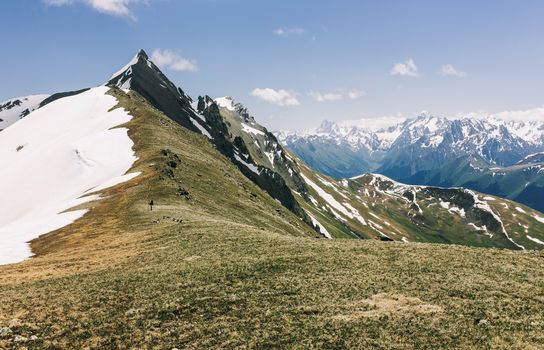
[
  {"left": 119, "top": 76, "right": 132, "bottom": 91},
  {"left": 307, "top": 212, "right": 332, "bottom": 239},
  {"left": 317, "top": 176, "right": 348, "bottom": 199},
  {"left": 468, "top": 223, "right": 492, "bottom": 237},
  {"left": 264, "top": 150, "right": 275, "bottom": 166},
  {"left": 189, "top": 117, "right": 212, "bottom": 139},
  {"left": 342, "top": 202, "right": 367, "bottom": 226},
  {"left": 234, "top": 153, "right": 261, "bottom": 175},
  {"left": 0, "top": 86, "right": 140, "bottom": 265},
  {"left": 527, "top": 235, "right": 544, "bottom": 245},
  {"left": 241, "top": 123, "right": 265, "bottom": 136},
  {"left": 215, "top": 96, "right": 236, "bottom": 111},
  {"left": 467, "top": 190, "right": 524, "bottom": 249},
  {"left": 534, "top": 215, "right": 544, "bottom": 224},
  {"left": 410, "top": 189, "right": 423, "bottom": 214},
  {"left": 449, "top": 206, "right": 466, "bottom": 217},
  {"left": 439, "top": 201, "right": 450, "bottom": 209},
  {"left": 515, "top": 207, "right": 526, "bottom": 214},
  {"left": 301, "top": 173, "right": 354, "bottom": 221},
  {"left": 109, "top": 53, "right": 139, "bottom": 80}
]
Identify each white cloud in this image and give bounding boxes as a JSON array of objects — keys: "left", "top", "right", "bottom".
[
  {"left": 251, "top": 88, "right": 300, "bottom": 106},
  {"left": 150, "top": 49, "right": 197, "bottom": 72},
  {"left": 453, "top": 106, "right": 544, "bottom": 122},
  {"left": 493, "top": 106, "right": 544, "bottom": 122},
  {"left": 336, "top": 106, "right": 543, "bottom": 132},
  {"left": 347, "top": 90, "right": 366, "bottom": 99},
  {"left": 440, "top": 64, "right": 467, "bottom": 77},
  {"left": 273, "top": 27, "right": 305, "bottom": 36},
  {"left": 308, "top": 91, "right": 342, "bottom": 102},
  {"left": 341, "top": 113, "right": 405, "bottom": 131},
  {"left": 309, "top": 89, "right": 366, "bottom": 102},
  {"left": 390, "top": 58, "right": 419, "bottom": 77},
  {"left": 43, "top": 0, "right": 146, "bottom": 19}
]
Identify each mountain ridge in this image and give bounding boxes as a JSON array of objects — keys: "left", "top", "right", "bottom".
[
  {"left": 2, "top": 49, "right": 544, "bottom": 266},
  {"left": 280, "top": 115, "right": 544, "bottom": 166},
  {"left": 280, "top": 116, "right": 544, "bottom": 211}
]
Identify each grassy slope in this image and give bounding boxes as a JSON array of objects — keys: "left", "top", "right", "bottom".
[
  {"left": 402, "top": 156, "right": 544, "bottom": 213},
  {"left": 0, "top": 89, "right": 543, "bottom": 349},
  {"left": 293, "top": 158, "right": 544, "bottom": 249},
  {"left": 213, "top": 103, "right": 544, "bottom": 247}
]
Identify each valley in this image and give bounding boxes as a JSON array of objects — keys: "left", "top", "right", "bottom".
[{"left": 280, "top": 117, "right": 544, "bottom": 212}]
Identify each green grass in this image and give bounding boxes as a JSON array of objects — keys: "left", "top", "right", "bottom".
[
  {"left": 294, "top": 167, "right": 544, "bottom": 249},
  {"left": 1, "top": 222, "right": 544, "bottom": 349},
  {"left": 0, "top": 89, "right": 543, "bottom": 349}
]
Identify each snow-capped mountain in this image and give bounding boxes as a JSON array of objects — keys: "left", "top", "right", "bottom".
[
  {"left": 378, "top": 115, "right": 544, "bottom": 179},
  {"left": 280, "top": 115, "right": 544, "bottom": 211},
  {"left": 0, "top": 94, "right": 49, "bottom": 131},
  {"left": 506, "top": 120, "right": 544, "bottom": 145},
  {"left": 281, "top": 114, "right": 544, "bottom": 176},
  {"left": 282, "top": 115, "right": 544, "bottom": 160}
]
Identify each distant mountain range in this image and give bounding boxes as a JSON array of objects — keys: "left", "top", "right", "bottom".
[{"left": 278, "top": 115, "right": 544, "bottom": 212}]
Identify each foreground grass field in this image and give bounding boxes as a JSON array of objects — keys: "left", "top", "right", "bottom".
[{"left": 0, "top": 90, "right": 543, "bottom": 349}]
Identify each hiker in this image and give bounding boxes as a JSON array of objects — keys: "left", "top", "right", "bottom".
[{"left": 149, "top": 200, "right": 154, "bottom": 211}]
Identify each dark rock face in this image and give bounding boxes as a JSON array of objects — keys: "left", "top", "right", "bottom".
[
  {"left": 107, "top": 50, "right": 307, "bottom": 220},
  {"left": 196, "top": 96, "right": 305, "bottom": 217},
  {"left": 107, "top": 50, "right": 206, "bottom": 135},
  {"left": 0, "top": 99, "right": 23, "bottom": 112},
  {"left": 39, "top": 89, "right": 90, "bottom": 108}
]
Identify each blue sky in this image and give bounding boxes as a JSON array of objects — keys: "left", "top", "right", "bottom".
[{"left": 1, "top": 0, "right": 543, "bottom": 130}]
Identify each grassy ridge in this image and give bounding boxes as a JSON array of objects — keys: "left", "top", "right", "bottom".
[{"left": 0, "top": 89, "right": 543, "bottom": 349}]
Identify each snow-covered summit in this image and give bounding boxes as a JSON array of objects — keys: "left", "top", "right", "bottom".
[
  {"left": 106, "top": 49, "right": 214, "bottom": 137},
  {"left": 0, "top": 87, "right": 140, "bottom": 265},
  {"left": 0, "top": 94, "right": 49, "bottom": 131},
  {"left": 108, "top": 49, "right": 149, "bottom": 81},
  {"left": 215, "top": 96, "right": 237, "bottom": 111},
  {"left": 109, "top": 51, "right": 139, "bottom": 80},
  {"left": 214, "top": 96, "right": 257, "bottom": 124},
  {"left": 107, "top": 49, "right": 153, "bottom": 90}
]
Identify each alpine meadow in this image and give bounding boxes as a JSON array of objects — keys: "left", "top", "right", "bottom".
[{"left": 1, "top": 1, "right": 543, "bottom": 349}]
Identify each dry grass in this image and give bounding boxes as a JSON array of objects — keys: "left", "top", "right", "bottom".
[{"left": 331, "top": 293, "right": 443, "bottom": 321}]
